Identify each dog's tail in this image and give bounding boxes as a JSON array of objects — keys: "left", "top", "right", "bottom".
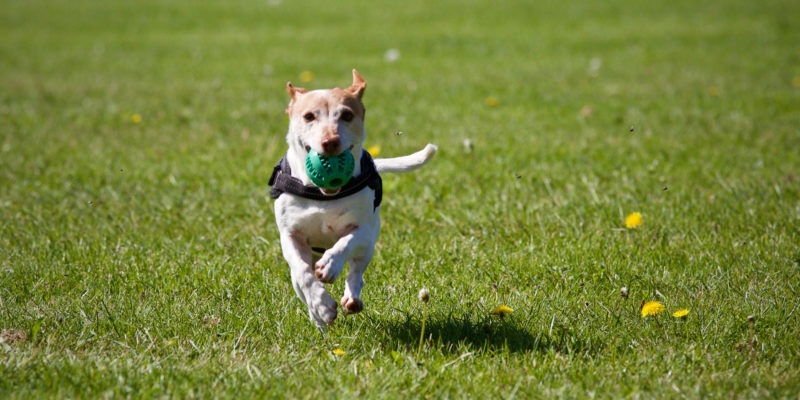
[{"left": 374, "top": 144, "right": 437, "bottom": 173}]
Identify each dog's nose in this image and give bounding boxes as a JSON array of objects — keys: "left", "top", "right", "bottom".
[{"left": 321, "top": 137, "right": 340, "bottom": 155}]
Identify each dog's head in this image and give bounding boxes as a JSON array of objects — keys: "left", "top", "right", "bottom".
[{"left": 285, "top": 70, "right": 367, "bottom": 161}]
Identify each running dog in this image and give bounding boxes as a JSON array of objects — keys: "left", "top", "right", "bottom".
[{"left": 269, "top": 69, "right": 436, "bottom": 328}]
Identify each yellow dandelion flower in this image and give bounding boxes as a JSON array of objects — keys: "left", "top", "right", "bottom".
[
  {"left": 641, "top": 301, "right": 665, "bottom": 317},
  {"left": 793, "top": 77, "right": 800, "bottom": 87},
  {"left": 332, "top": 348, "right": 345, "bottom": 356},
  {"left": 672, "top": 309, "right": 689, "bottom": 318},
  {"left": 706, "top": 86, "right": 720, "bottom": 96},
  {"left": 131, "top": 114, "right": 142, "bottom": 124},
  {"left": 490, "top": 305, "right": 514, "bottom": 316},
  {"left": 625, "top": 212, "right": 643, "bottom": 229},
  {"left": 299, "top": 70, "right": 314, "bottom": 83},
  {"left": 485, "top": 96, "right": 499, "bottom": 107},
  {"left": 367, "top": 145, "right": 381, "bottom": 157}
]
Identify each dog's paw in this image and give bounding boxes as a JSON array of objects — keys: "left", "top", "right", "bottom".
[
  {"left": 307, "top": 290, "right": 338, "bottom": 328},
  {"left": 315, "top": 253, "right": 344, "bottom": 283},
  {"left": 340, "top": 296, "right": 364, "bottom": 314}
]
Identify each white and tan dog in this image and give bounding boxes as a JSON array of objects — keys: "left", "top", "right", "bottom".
[{"left": 270, "top": 69, "right": 436, "bottom": 329}]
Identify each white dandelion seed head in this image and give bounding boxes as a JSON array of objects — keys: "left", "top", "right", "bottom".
[
  {"left": 384, "top": 48, "right": 401, "bottom": 63},
  {"left": 418, "top": 288, "right": 430, "bottom": 303},
  {"left": 588, "top": 57, "right": 602, "bottom": 77}
]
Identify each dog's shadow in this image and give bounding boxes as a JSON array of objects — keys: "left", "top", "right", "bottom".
[{"left": 365, "top": 312, "right": 599, "bottom": 355}]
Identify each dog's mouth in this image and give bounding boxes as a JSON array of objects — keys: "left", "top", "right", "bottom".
[
  {"left": 300, "top": 139, "right": 354, "bottom": 157},
  {"left": 317, "top": 145, "right": 353, "bottom": 196},
  {"left": 320, "top": 188, "right": 341, "bottom": 196}
]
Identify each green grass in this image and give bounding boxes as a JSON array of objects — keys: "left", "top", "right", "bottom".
[{"left": 2, "top": 0, "right": 799, "bottom": 398}]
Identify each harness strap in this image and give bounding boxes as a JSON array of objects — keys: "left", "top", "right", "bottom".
[{"left": 269, "top": 149, "right": 382, "bottom": 209}]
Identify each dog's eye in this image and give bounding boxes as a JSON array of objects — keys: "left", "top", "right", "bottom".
[
  {"left": 340, "top": 111, "right": 354, "bottom": 122},
  {"left": 303, "top": 112, "right": 315, "bottom": 122}
]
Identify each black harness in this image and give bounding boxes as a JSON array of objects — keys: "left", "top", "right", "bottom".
[{"left": 268, "top": 149, "right": 382, "bottom": 210}]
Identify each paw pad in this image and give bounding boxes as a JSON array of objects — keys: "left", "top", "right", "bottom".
[{"left": 341, "top": 297, "right": 364, "bottom": 314}]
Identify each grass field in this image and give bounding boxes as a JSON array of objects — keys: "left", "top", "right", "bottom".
[{"left": 2, "top": 0, "right": 800, "bottom": 398}]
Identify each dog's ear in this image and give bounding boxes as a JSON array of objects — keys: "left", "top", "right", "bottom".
[
  {"left": 347, "top": 69, "right": 366, "bottom": 100},
  {"left": 286, "top": 82, "right": 307, "bottom": 100},
  {"left": 286, "top": 82, "right": 307, "bottom": 114}
]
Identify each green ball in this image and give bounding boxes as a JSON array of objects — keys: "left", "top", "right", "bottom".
[{"left": 305, "top": 149, "right": 355, "bottom": 190}]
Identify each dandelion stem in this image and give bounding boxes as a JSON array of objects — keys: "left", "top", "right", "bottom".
[
  {"left": 748, "top": 316, "right": 756, "bottom": 369},
  {"left": 654, "top": 315, "right": 668, "bottom": 340},
  {"left": 417, "top": 302, "right": 428, "bottom": 356}
]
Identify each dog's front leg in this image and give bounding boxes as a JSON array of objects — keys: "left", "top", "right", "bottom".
[
  {"left": 315, "top": 226, "right": 376, "bottom": 315},
  {"left": 280, "top": 231, "right": 338, "bottom": 328},
  {"left": 314, "top": 224, "right": 366, "bottom": 284}
]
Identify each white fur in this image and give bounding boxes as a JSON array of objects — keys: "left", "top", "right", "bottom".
[
  {"left": 274, "top": 72, "right": 436, "bottom": 329},
  {"left": 274, "top": 146, "right": 435, "bottom": 328},
  {"left": 374, "top": 144, "right": 438, "bottom": 173}
]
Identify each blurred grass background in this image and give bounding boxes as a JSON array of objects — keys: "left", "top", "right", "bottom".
[{"left": 1, "top": 0, "right": 799, "bottom": 398}]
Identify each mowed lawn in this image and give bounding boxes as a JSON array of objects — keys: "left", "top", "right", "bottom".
[{"left": 1, "top": 0, "right": 799, "bottom": 398}]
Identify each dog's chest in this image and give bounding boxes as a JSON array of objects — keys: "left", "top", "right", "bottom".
[{"left": 274, "top": 188, "right": 378, "bottom": 248}]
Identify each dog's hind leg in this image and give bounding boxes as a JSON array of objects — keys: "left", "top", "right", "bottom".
[
  {"left": 340, "top": 245, "right": 374, "bottom": 314},
  {"left": 280, "top": 232, "right": 338, "bottom": 329}
]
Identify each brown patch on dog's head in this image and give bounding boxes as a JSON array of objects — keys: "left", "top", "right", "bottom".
[
  {"left": 287, "top": 89, "right": 366, "bottom": 121},
  {"left": 327, "top": 89, "right": 366, "bottom": 119},
  {"left": 284, "top": 70, "right": 367, "bottom": 120},
  {"left": 284, "top": 70, "right": 369, "bottom": 157}
]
